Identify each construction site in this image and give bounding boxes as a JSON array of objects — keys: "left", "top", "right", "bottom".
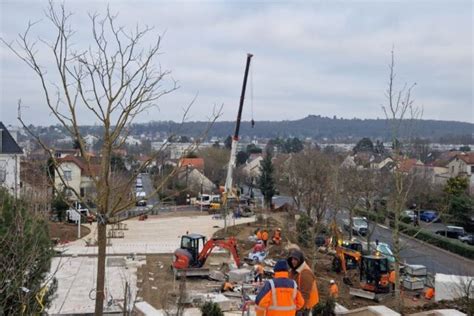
[
  {"left": 47, "top": 203, "right": 472, "bottom": 315},
  {"left": 45, "top": 53, "right": 473, "bottom": 316}
]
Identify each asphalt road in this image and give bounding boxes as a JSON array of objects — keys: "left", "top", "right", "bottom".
[{"left": 369, "top": 223, "right": 473, "bottom": 276}]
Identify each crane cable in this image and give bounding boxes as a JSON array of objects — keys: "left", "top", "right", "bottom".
[{"left": 250, "top": 58, "right": 255, "bottom": 128}]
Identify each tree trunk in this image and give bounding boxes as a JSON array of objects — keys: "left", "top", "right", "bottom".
[{"left": 95, "top": 220, "right": 107, "bottom": 315}]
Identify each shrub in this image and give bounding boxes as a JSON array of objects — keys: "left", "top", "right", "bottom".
[
  {"left": 296, "top": 213, "right": 313, "bottom": 247},
  {"left": 200, "top": 301, "right": 224, "bottom": 316}
]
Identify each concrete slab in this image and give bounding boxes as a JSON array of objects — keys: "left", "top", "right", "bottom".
[
  {"left": 56, "top": 215, "right": 255, "bottom": 255},
  {"left": 228, "top": 268, "right": 252, "bottom": 282},
  {"left": 49, "top": 214, "right": 255, "bottom": 314}
]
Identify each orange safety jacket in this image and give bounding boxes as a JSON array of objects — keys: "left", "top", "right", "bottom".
[
  {"left": 389, "top": 270, "right": 396, "bottom": 284},
  {"left": 255, "top": 271, "right": 305, "bottom": 316},
  {"left": 256, "top": 231, "right": 262, "bottom": 240},
  {"left": 329, "top": 284, "right": 339, "bottom": 298},
  {"left": 262, "top": 231, "right": 269, "bottom": 241},
  {"left": 425, "top": 287, "right": 434, "bottom": 300}
]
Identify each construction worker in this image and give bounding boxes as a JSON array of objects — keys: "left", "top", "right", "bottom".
[
  {"left": 329, "top": 280, "right": 339, "bottom": 298},
  {"left": 272, "top": 228, "right": 282, "bottom": 245},
  {"left": 255, "top": 259, "right": 305, "bottom": 316},
  {"left": 424, "top": 287, "right": 435, "bottom": 300},
  {"left": 253, "top": 240, "right": 265, "bottom": 253},
  {"left": 262, "top": 229, "right": 269, "bottom": 247},
  {"left": 221, "top": 280, "right": 235, "bottom": 292},
  {"left": 389, "top": 269, "right": 396, "bottom": 292},
  {"left": 287, "top": 249, "right": 319, "bottom": 316},
  {"left": 254, "top": 261, "right": 265, "bottom": 282},
  {"left": 256, "top": 228, "right": 262, "bottom": 241}
]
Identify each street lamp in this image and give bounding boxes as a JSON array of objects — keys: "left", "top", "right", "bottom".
[{"left": 200, "top": 180, "right": 203, "bottom": 213}]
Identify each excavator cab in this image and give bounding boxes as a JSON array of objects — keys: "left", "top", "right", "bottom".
[
  {"left": 333, "top": 241, "right": 363, "bottom": 273},
  {"left": 360, "top": 255, "right": 390, "bottom": 293},
  {"left": 173, "top": 234, "right": 206, "bottom": 269}
]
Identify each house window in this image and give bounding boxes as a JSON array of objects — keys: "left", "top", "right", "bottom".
[
  {"left": 80, "top": 187, "right": 85, "bottom": 197},
  {"left": 471, "top": 166, "right": 474, "bottom": 174},
  {"left": 64, "top": 170, "right": 72, "bottom": 181}
]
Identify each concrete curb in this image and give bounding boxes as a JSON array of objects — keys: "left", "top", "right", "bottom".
[{"left": 376, "top": 223, "right": 474, "bottom": 265}]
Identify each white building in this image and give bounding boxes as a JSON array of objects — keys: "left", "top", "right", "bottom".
[{"left": 0, "top": 122, "right": 23, "bottom": 197}]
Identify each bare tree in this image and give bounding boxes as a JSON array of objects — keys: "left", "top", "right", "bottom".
[
  {"left": 382, "top": 49, "right": 422, "bottom": 312},
  {"left": 2, "top": 3, "right": 220, "bottom": 314},
  {"left": 283, "top": 149, "right": 335, "bottom": 223}
]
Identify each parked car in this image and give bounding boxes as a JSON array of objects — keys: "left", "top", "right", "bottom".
[
  {"left": 401, "top": 210, "right": 417, "bottom": 223},
  {"left": 343, "top": 217, "right": 368, "bottom": 236},
  {"left": 136, "top": 191, "right": 147, "bottom": 206},
  {"left": 420, "top": 210, "right": 439, "bottom": 222},
  {"left": 435, "top": 226, "right": 466, "bottom": 239},
  {"left": 459, "top": 234, "right": 474, "bottom": 245}
]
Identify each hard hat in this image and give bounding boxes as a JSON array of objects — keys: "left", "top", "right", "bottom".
[
  {"left": 277, "top": 228, "right": 281, "bottom": 231},
  {"left": 330, "top": 279, "right": 335, "bottom": 284}
]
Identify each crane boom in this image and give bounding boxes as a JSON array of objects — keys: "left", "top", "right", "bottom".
[{"left": 224, "top": 53, "right": 253, "bottom": 194}]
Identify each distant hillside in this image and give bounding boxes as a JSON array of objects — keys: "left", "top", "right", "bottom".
[{"left": 130, "top": 115, "right": 473, "bottom": 142}]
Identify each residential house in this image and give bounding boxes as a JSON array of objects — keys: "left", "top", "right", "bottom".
[
  {"left": 179, "top": 158, "right": 205, "bottom": 173},
  {"left": 178, "top": 168, "right": 215, "bottom": 193},
  {"left": 242, "top": 155, "right": 263, "bottom": 181},
  {"left": 0, "top": 122, "right": 23, "bottom": 197},
  {"left": 397, "top": 158, "right": 423, "bottom": 174},
  {"left": 447, "top": 152, "right": 474, "bottom": 194},
  {"left": 55, "top": 155, "right": 100, "bottom": 201},
  {"left": 412, "top": 164, "right": 450, "bottom": 186}
]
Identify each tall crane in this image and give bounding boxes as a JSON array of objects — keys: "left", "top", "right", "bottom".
[{"left": 222, "top": 53, "right": 253, "bottom": 229}]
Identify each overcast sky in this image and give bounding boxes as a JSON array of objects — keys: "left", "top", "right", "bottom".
[{"left": 0, "top": 0, "right": 472, "bottom": 126}]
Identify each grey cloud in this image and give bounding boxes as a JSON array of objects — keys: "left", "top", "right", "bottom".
[{"left": 0, "top": 0, "right": 472, "bottom": 126}]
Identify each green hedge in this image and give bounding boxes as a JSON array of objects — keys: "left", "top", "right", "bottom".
[
  {"left": 357, "top": 208, "right": 385, "bottom": 224},
  {"left": 397, "top": 222, "right": 474, "bottom": 259}
]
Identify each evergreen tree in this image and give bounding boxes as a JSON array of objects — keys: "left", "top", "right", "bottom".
[
  {"left": 246, "top": 143, "right": 262, "bottom": 154},
  {"left": 258, "top": 150, "right": 276, "bottom": 209},
  {"left": 0, "top": 189, "right": 57, "bottom": 313},
  {"left": 236, "top": 151, "right": 249, "bottom": 166},
  {"left": 353, "top": 137, "right": 374, "bottom": 153}
]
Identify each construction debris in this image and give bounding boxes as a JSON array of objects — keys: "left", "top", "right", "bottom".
[{"left": 228, "top": 268, "right": 252, "bottom": 282}]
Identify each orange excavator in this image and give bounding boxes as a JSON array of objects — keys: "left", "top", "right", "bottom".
[
  {"left": 329, "top": 219, "right": 391, "bottom": 300},
  {"left": 173, "top": 233, "right": 241, "bottom": 277},
  {"left": 332, "top": 241, "right": 363, "bottom": 274}
]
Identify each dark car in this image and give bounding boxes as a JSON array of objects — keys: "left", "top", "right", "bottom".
[
  {"left": 435, "top": 226, "right": 465, "bottom": 239},
  {"left": 420, "top": 210, "right": 439, "bottom": 222}
]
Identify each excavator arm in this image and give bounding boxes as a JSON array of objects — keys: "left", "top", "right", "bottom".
[
  {"left": 335, "top": 246, "right": 362, "bottom": 274},
  {"left": 197, "top": 237, "right": 241, "bottom": 268}
]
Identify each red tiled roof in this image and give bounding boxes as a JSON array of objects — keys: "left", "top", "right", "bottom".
[
  {"left": 179, "top": 158, "right": 204, "bottom": 171},
  {"left": 456, "top": 152, "right": 474, "bottom": 165},
  {"left": 58, "top": 155, "right": 101, "bottom": 177},
  {"left": 398, "top": 158, "right": 422, "bottom": 173}
]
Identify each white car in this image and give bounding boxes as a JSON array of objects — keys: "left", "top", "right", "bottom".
[
  {"left": 402, "top": 210, "right": 417, "bottom": 222},
  {"left": 343, "top": 217, "right": 368, "bottom": 236}
]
